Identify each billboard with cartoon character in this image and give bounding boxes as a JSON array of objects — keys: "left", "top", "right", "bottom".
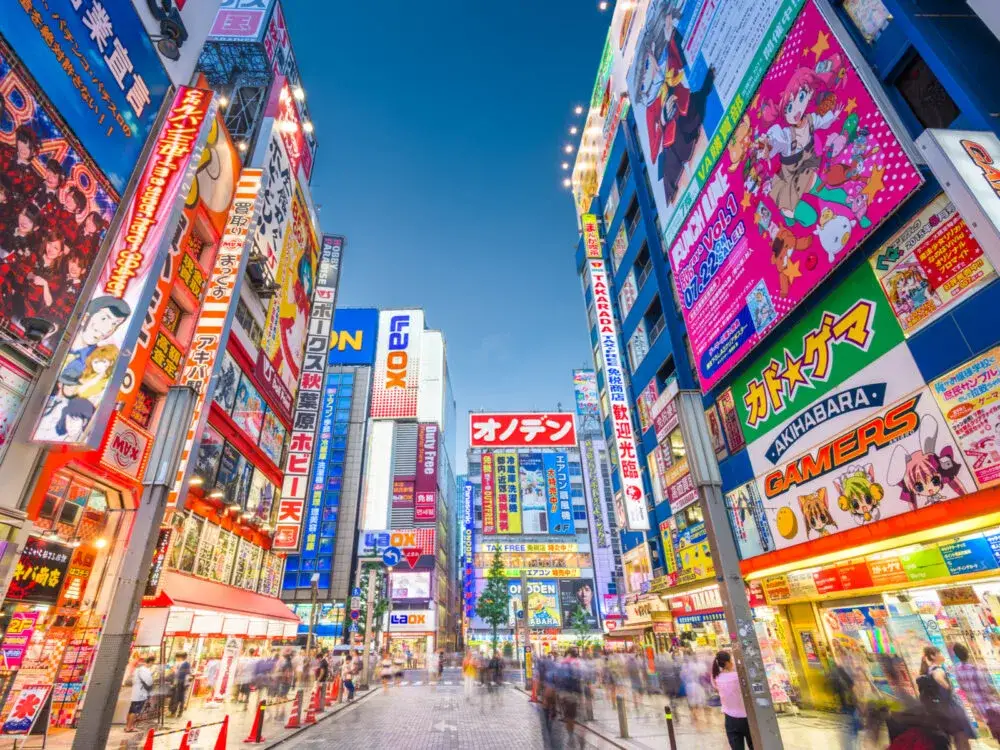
[{"left": 666, "top": 0, "right": 922, "bottom": 391}]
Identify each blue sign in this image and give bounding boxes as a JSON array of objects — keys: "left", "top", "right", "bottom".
[
  {"left": 352, "top": 587, "right": 361, "bottom": 597},
  {"left": 329, "top": 308, "right": 379, "bottom": 366},
  {"left": 2, "top": 0, "right": 170, "bottom": 193},
  {"left": 941, "top": 536, "right": 999, "bottom": 577},
  {"left": 542, "top": 453, "right": 574, "bottom": 536},
  {"left": 382, "top": 547, "right": 401, "bottom": 567},
  {"left": 349, "top": 610, "right": 360, "bottom": 620},
  {"left": 349, "top": 622, "right": 359, "bottom": 632}
]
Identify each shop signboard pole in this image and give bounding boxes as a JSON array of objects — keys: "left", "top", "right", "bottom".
[
  {"left": 361, "top": 567, "right": 377, "bottom": 690},
  {"left": 520, "top": 568, "right": 532, "bottom": 688},
  {"left": 72, "top": 387, "right": 197, "bottom": 750},
  {"left": 675, "top": 391, "right": 783, "bottom": 750}
]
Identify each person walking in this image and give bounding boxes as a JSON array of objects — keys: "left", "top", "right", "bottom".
[
  {"left": 340, "top": 655, "right": 356, "bottom": 702},
  {"left": 125, "top": 656, "right": 156, "bottom": 733},
  {"left": 952, "top": 642, "right": 1000, "bottom": 739},
  {"left": 462, "top": 651, "right": 477, "bottom": 700},
  {"left": 560, "top": 649, "right": 585, "bottom": 749},
  {"left": 380, "top": 651, "right": 393, "bottom": 692},
  {"left": 167, "top": 652, "right": 190, "bottom": 718},
  {"left": 275, "top": 650, "right": 295, "bottom": 700},
  {"left": 712, "top": 651, "right": 753, "bottom": 750},
  {"left": 235, "top": 649, "right": 257, "bottom": 706},
  {"left": 918, "top": 646, "right": 975, "bottom": 750}
]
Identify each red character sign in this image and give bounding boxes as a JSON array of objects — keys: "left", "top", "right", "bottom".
[{"left": 469, "top": 413, "right": 577, "bottom": 448}]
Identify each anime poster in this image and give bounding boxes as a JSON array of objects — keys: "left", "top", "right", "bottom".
[
  {"left": 636, "top": 380, "right": 659, "bottom": 434},
  {"left": 618, "top": 270, "right": 638, "bottom": 318},
  {"left": 705, "top": 403, "right": 727, "bottom": 459},
  {"left": 247, "top": 468, "right": 277, "bottom": 523},
  {"left": 623, "top": 544, "right": 653, "bottom": 595},
  {"left": 212, "top": 351, "right": 240, "bottom": 413},
  {"left": 260, "top": 184, "right": 319, "bottom": 398},
  {"left": 932, "top": 347, "right": 1000, "bottom": 490},
  {"left": 519, "top": 453, "right": 547, "bottom": 534},
  {"left": 259, "top": 407, "right": 287, "bottom": 466},
  {"left": 668, "top": 0, "right": 922, "bottom": 390},
  {"left": 193, "top": 426, "right": 225, "bottom": 487},
  {"left": 508, "top": 580, "right": 561, "bottom": 628},
  {"left": 725, "top": 480, "right": 775, "bottom": 559},
  {"left": 231, "top": 374, "right": 265, "bottom": 441},
  {"left": 626, "top": 0, "right": 805, "bottom": 251},
  {"left": 842, "top": 0, "right": 893, "bottom": 42},
  {"left": 756, "top": 387, "right": 970, "bottom": 551},
  {"left": 717, "top": 389, "right": 746, "bottom": 453},
  {"left": 0, "top": 45, "right": 116, "bottom": 360},
  {"left": 0, "top": 355, "right": 31, "bottom": 465},
  {"left": 216, "top": 442, "right": 244, "bottom": 504},
  {"left": 870, "top": 194, "right": 994, "bottom": 336}
]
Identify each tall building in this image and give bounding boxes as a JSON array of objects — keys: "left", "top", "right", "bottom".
[
  {"left": 466, "top": 411, "right": 603, "bottom": 653},
  {"left": 571, "top": 0, "right": 1000, "bottom": 710},
  {"left": 355, "top": 310, "right": 458, "bottom": 660},
  {"left": 281, "top": 308, "right": 379, "bottom": 642}
]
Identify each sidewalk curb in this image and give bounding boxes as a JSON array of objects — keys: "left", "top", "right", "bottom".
[
  {"left": 511, "top": 686, "right": 631, "bottom": 750},
  {"left": 260, "top": 686, "right": 379, "bottom": 748}
]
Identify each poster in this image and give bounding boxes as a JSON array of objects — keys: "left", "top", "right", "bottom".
[
  {"left": 0, "top": 44, "right": 116, "bottom": 360},
  {"left": 212, "top": 351, "right": 240, "bottom": 413},
  {"left": 0, "top": 356, "right": 31, "bottom": 465},
  {"left": 705, "top": 403, "right": 727, "bottom": 459},
  {"left": 508, "top": 580, "right": 561, "bottom": 628},
  {"left": 756, "top": 388, "right": 970, "bottom": 551},
  {"left": 619, "top": 270, "right": 638, "bottom": 318},
  {"left": 0, "top": 612, "right": 39, "bottom": 670},
  {"left": 1, "top": 684, "right": 50, "bottom": 735},
  {"left": 666, "top": 0, "right": 922, "bottom": 390},
  {"left": 559, "top": 579, "right": 599, "bottom": 629},
  {"left": 231, "top": 373, "right": 265, "bottom": 441},
  {"left": 259, "top": 407, "right": 286, "bottom": 466},
  {"left": 725, "top": 480, "right": 776, "bottom": 559},
  {"left": 572, "top": 370, "right": 601, "bottom": 423},
  {"left": 717, "top": 389, "right": 746, "bottom": 453},
  {"left": 260, "top": 183, "right": 319, "bottom": 398},
  {"left": 674, "top": 517, "right": 716, "bottom": 585},
  {"left": 519, "top": 453, "right": 547, "bottom": 534},
  {"left": 870, "top": 194, "right": 994, "bottom": 336},
  {"left": 543, "top": 452, "right": 574, "bottom": 536},
  {"left": 932, "top": 347, "right": 1000, "bottom": 489},
  {"left": 623, "top": 544, "right": 653, "bottom": 595},
  {"left": 193, "top": 426, "right": 225, "bottom": 487},
  {"left": 414, "top": 423, "right": 439, "bottom": 522},
  {"left": 627, "top": 0, "right": 805, "bottom": 252}
]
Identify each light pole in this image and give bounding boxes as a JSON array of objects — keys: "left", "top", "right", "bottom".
[{"left": 308, "top": 572, "right": 320, "bottom": 661}]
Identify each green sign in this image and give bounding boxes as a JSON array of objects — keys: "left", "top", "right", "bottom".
[
  {"left": 900, "top": 547, "right": 950, "bottom": 582},
  {"left": 732, "top": 265, "right": 904, "bottom": 445}
]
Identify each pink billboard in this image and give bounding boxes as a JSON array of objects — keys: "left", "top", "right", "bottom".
[
  {"left": 415, "top": 423, "right": 439, "bottom": 522},
  {"left": 669, "top": 0, "right": 922, "bottom": 391}
]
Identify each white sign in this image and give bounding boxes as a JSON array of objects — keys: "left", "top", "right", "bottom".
[
  {"left": 98, "top": 414, "right": 152, "bottom": 482},
  {"left": 388, "top": 609, "right": 436, "bottom": 633},
  {"left": 371, "top": 310, "right": 423, "bottom": 419},
  {"left": 587, "top": 259, "right": 648, "bottom": 530},
  {"left": 918, "top": 129, "right": 1000, "bottom": 273},
  {"left": 391, "top": 571, "right": 431, "bottom": 600}
]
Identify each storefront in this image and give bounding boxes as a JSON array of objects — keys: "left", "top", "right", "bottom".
[{"left": 386, "top": 609, "right": 437, "bottom": 664}]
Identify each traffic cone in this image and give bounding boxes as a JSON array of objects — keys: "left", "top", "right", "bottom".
[
  {"left": 285, "top": 689, "right": 302, "bottom": 729},
  {"left": 142, "top": 728, "right": 155, "bottom": 750},
  {"left": 213, "top": 715, "right": 229, "bottom": 750},
  {"left": 303, "top": 686, "right": 318, "bottom": 725},
  {"left": 242, "top": 700, "right": 266, "bottom": 744},
  {"left": 178, "top": 721, "right": 193, "bottom": 750},
  {"left": 530, "top": 679, "right": 538, "bottom": 703}
]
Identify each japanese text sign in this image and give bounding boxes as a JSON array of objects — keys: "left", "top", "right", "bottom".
[
  {"left": 668, "top": 0, "right": 921, "bottom": 390},
  {"left": 167, "top": 169, "right": 263, "bottom": 508},
  {"left": 587, "top": 259, "right": 648, "bottom": 530},
  {"left": 469, "top": 413, "right": 577, "bottom": 449},
  {"left": 415, "top": 423, "right": 439, "bottom": 522},
  {"left": 481, "top": 451, "right": 496, "bottom": 535},
  {"left": 7, "top": 536, "right": 72, "bottom": 604},
  {"left": 2, "top": 0, "right": 170, "bottom": 193},
  {"left": 33, "top": 86, "right": 215, "bottom": 448},
  {"left": 582, "top": 213, "right": 602, "bottom": 259},
  {"left": 495, "top": 452, "right": 522, "bottom": 534},
  {"left": 274, "top": 235, "right": 342, "bottom": 550}
]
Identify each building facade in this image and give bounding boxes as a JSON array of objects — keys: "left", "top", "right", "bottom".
[{"left": 572, "top": 0, "right": 1000, "bottom": 710}]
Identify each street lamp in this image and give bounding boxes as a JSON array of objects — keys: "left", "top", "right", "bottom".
[{"left": 308, "top": 572, "right": 320, "bottom": 661}]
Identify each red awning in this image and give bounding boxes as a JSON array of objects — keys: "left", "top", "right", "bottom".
[{"left": 151, "top": 571, "right": 299, "bottom": 622}]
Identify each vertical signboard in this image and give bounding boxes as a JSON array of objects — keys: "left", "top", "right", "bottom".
[
  {"left": 542, "top": 453, "right": 574, "bottom": 536},
  {"left": 0, "top": 356, "right": 32, "bottom": 465},
  {"left": 33, "top": 87, "right": 216, "bottom": 447},
  {"left": 371, "top": 310, "right": 423, "bottom": 419},
  {"left": 582, "top": 213, "right": 602, "bottom": 259},
  {"left": 273, "top": 235, "right": 343, "bottom": 550},
  {"left": 495, "top": 451, "right": 522, "bottom": 534},
  {"left": 302, "top": 370, "right": 337, "bottom": 560},
  {"left": 249, "top": 111, "right": 294, "bottom": 283},
  {"left": 572, "top": 370, "right": 601, "bottom": 424},
  {"left": 587, "top": 258, "right": 648, "bottom": 530},
  {"left": 580, "top": 439, "right": 609, "bottom": 548},
  {"left": 463, "top": 481, "right": 476, "bottom": 618},
  {"left": 415, "top": 422, "right": 439, "bottom": 522},
  {"left": 166, "top": 170, "right": 263, "bottom": 507},
  {"left": 481, "top": 451, "right": 496, "bottom": 535},
  {"left": 520, "top": 453, "right": 547, "bottom": 534}
]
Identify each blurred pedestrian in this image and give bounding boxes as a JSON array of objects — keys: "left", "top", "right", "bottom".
[
  {"left": 627, "top": 651, "right": 645, "bottom": 712},
  {"left": 601, "top": 653, "right": 619, "bottom": 708},
  {"left": 560, "top": 649, "right": 585, "bottom": 749},
  {"left": 952, "top": 642, "right": 1000, "bottom": 739},
  {"left": 167, "top": 652, "right": 190, "bottom": 718},
  {"left": 380, "top": 651, "right": 393, "bottom": 692},
  {"left": 463, "top": 650, "right": 477, "bottom": 699},
  {"left": 437, "top": 648, "right": 445, "bottom": 683},
  {"left": 712, "top": 651, "right": 752, "bottom": 750},
  {"left": 393, "top": 650, "right": 405, "bottom": 686},
  {"left": 917, "top": 646, "right": 974, "bottom": 750},
  {"left": 275, "top": 650, "right": 294, "bottom": 700},
  {"left": 125, "top": 656, "right": 155, "bottom": 733},
  {"left": 341, "top": 655, "right": 356, "bottom": 702},
  {"left": 235, "top": 649, "right": 257, "bottom": 706},
  {"left": 682, "top": 649, "right": 709, "bottom": 728}
]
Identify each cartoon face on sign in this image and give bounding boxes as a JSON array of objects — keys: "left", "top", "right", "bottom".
[
  {"left": 888, "top": 415, "right": 967, "bottom": 508},
  {"left": 798, "top": 488, "right": 837, "bottom": 538},
  {"left": 834, "top": 464, "right": 884, "bottom": 524}
]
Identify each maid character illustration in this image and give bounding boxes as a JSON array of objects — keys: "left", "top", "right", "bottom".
[
  {"left": 888, "top": 415, "right": 967, "bottom": 508},
  {"left": 276, "top": 252, "right": 314, "bottom": 386}
]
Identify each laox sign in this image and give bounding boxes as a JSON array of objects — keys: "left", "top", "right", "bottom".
[{"left": 385, "top": 315, "right": 411, "bottom": 389}]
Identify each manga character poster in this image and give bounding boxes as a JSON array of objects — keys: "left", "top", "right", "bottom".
[
  {"left": 668, "top": 0, "right": 921, "bottom": 390},
  {"left": 260, "top": 182, "right": 318, "bottom": 398},
  {"left": 231, "top": 373, "right": 265, "bottom": 441},
  {"left": 0, "top": 44, "right": 116, "bottom": 360}
]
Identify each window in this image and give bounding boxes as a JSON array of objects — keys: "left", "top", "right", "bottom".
[
  {"left": 634, "top": 242, "right": 652, "bottom": 288},
  {"left": 842, "top": 0, "right": 891, "bottom": 43},
  {"left": 616, "top": 155, "right": 631, "bottom": 192},
  {"left": 235, "top": 298, "right": 263, "bottom": 345},
  {"left": 643, "top": 298, "right": 664, "bottom": 344},
  {"left": 568, "top": 464, "right": 582, "bottom": 477},
  {"left": 894, "top": 53, "right": 959, "bottom": 130},
  {"left": 624, "top": 198, "right": 640, "bottom": 239},
  {"left": 132, "top": 384, "right": 158, "bottom": 429},
  {"left": 162, "top": 297, "right": 184, "bottom": 335}
]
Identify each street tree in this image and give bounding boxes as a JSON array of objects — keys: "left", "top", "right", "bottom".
[{"left": 475, "top": 546, "right": 510, "bottom": 654}]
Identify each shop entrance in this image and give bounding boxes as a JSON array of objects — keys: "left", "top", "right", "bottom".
[{"left": 386, "top": 635, "right": 430, "bottom": 669}]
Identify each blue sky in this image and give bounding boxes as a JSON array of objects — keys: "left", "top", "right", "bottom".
[{"left": 288, "top": 2, "right": 609, "bottom": 470}]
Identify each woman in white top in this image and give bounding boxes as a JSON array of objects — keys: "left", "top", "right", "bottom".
[{"left": 712, "top": 651, "right": 752, "bottom": 750}]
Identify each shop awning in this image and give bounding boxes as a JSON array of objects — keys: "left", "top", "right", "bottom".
[{"left": 151, "top": 571, "right": 299, "bottom": 622}]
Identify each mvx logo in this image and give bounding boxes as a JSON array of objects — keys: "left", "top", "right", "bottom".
[
  {"left": 385, "top": 314, "right": 411, "bottom": 389},
  {"left": 390, "top": 613, "right": 426, "bottom": 625}
]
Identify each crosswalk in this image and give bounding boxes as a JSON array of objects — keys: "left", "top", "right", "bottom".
[{"left": 393, "top": 680, "right": 515, "bottom": 686}]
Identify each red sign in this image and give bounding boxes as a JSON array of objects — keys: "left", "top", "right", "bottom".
[
  {"left": 402, "top": 548, "right": 422, "bottom": 569},
  {"left": 812, "top": 567, "right": 844, "bottom": 595},
  {"left": 837, "top": 561, "right": 874, "bottom": 590},
  {"left": 254, "top": 350, "right": 294, "bottom": 424},
  {"left": 747, "top": 580, "right": 766, "bottom": 608},
  {"left": 469, "top": 413, "right": 577, "bottom": 448},
  {"left": 98, "top": 414, "right": 153, "bottom": 483}
]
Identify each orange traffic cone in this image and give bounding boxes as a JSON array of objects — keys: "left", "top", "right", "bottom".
[
  {"left": 303, "top": 686, "right": 318, "bottom": 725},
  {"left": 530, "top": 679, "right": 538, "bottom": 703},
  {"left": 142, "top": 727, "right": 155, "bottom": 750},
  {"left": 178, "top": 721, "right": 193, "bottom": 750},
  {"left": 213, "top": 716, "right": 229, "bottom": 750},
  {"left": 285, "top": 690, "right": 302, "bottom": 729},
  {"left": 242, "top": 700, "right": 266, "bottom": 744}
]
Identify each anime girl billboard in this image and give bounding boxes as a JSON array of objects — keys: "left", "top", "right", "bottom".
[{"left": 667, "top": 1, "right": 922, "bottom": 391}]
